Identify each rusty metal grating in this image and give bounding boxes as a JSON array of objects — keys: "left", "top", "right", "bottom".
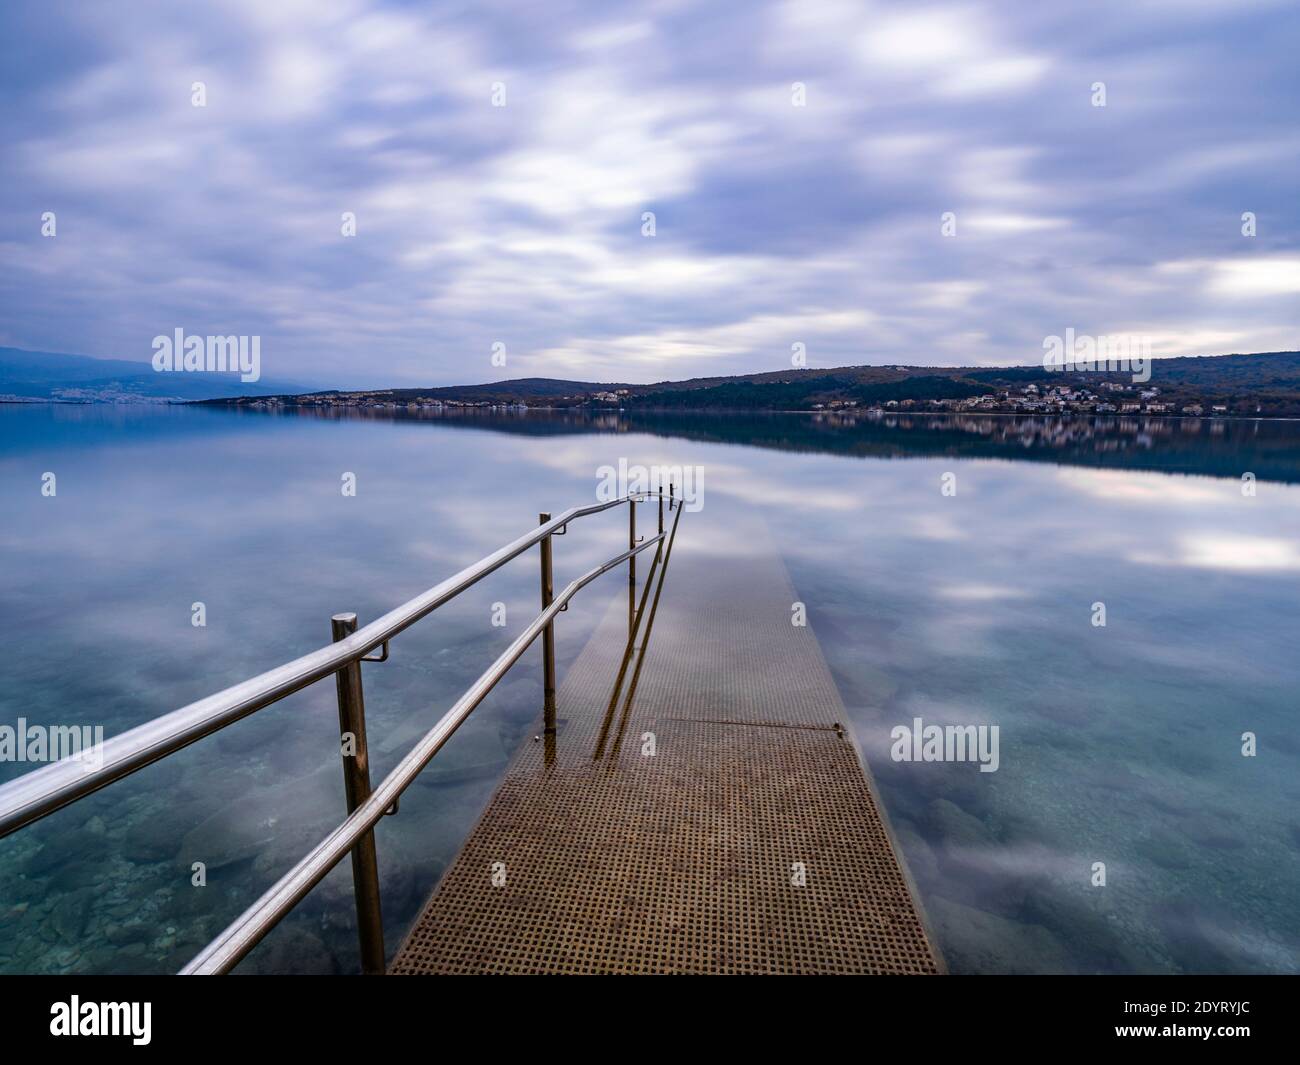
[{"left": 390, "top": 511, "right": 940, "bottom": 975}]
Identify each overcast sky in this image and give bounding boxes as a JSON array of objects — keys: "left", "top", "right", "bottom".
[{"left": 1, "top": 0, "right": 1297, "bottom": 388}]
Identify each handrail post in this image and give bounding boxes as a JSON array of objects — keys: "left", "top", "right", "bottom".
[
  {"left": 658, "top": 482, "right": 664, "bottom": 535},
  {"left": 539, "top": 514, "right": 557, "bottom": 733},
  {"left": 669, "top": 481, "right": 675, "bottom": 511},
  {"left": 628, "top": 496, "right": 637, "bottom": 586},
  {"left": 330, "top": 613, "right": 386, "bottom": 975}
]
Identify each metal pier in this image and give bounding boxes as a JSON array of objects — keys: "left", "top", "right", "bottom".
[
  {"left": 0, "top": 489, "right": 939, "bottom": 975},
  {"left": 391, "top": 508, "right": 939, "bottom": 975}
]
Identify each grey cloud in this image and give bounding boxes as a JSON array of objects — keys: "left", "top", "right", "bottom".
[{"left": 1, "top": 0, "right": 1296, "bottom": 388}]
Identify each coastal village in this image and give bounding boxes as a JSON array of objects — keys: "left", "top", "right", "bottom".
[
  {"left": 818, "top": 382, "right": 1229, "bottom": 417},
  {"left": 236, "top": 380, "right": 1238, "bottom": 417}
]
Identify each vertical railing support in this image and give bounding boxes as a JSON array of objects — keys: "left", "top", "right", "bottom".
[
  {"left": 330, "top": 612, "right": 385, "bottom": 976},
  {"left": 658, "top": 482, "right": 664, "bottom": 535},
  {"left": 669, "top": 481, "right": 675, "bottom": 511},
  {"left": 629, "top": 496, "right": 637, "bottom": 587},
  {"left": 539, "top": 514, "right": 557, "bottom": 735}
]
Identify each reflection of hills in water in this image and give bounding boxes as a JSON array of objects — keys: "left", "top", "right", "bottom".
[{"left": 230, "top": 405, "right": 1300, "bottom": 485}]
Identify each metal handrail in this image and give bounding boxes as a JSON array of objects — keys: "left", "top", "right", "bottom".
[
  {"left": 0, "top": 488, "right": 680, "bottom": 974},
  {"left": 180, "top": 529, "right": 669, "bottom": 974},
  {"left": 0, "top": 496, "right": 651, "bottom": 839}
]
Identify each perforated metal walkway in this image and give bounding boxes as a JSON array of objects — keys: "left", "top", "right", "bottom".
[{"left": 389, "top": 507, "right": 940, "bottom": 974}]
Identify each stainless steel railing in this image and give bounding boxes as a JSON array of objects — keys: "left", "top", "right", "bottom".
[
  {"left": 0, "top": 486, "right": 680, "bottom": 974},
  {"left": 182, "top": 528, "right": 673, "bottom": 973}
]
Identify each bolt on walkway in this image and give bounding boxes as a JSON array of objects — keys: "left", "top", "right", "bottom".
[{"left": 390, "top": 506, "right": 940, "bottom": 974}]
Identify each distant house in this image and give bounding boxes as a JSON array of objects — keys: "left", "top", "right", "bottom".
[
  {"left": 1181, "top": 404, "right": 1204, "bottom": 415},
  {"left": 1211, "top": 405, "right": 1228, "bottom": 413}
]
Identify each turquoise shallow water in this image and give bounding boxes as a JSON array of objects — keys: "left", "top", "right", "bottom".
[{"left": 1, "top": 404, "right": 1297, "bottom": 973}]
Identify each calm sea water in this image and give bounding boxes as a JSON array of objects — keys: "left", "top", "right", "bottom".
[{"left": 1, "top": 403, "right": 1298, "bottom": 974}]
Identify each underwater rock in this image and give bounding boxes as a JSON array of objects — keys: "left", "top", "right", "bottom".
[
  {"left": 46, "top": 859, "right": 99, "bottom": 895},
  {"left": 1147, "top": 897, "right": 1252, "bottom": 974},
  {"left": 184, "top": 804, "right": 282, "bottom": 870},
  {"left": 24, "top": 829, "right": 99, "bottom": 877},
  {"left": 928, "top": 894, "right": 1072, "bottom": 974},
  {"left": 1019, "top": 883, "right": 1148, "bottom": 972},
  {"left": 50, "top": 889, "right": 93, "bottom": 940},
  {"left": 1179, "top": 815, "right": 1246, "bottom": 852},
  {"left": 249, "top": 924, "right": 340, "bottom": 975},
  {"left": 104, "top": 921, "right": 151, "bottom": 947},
  {"left": 925, "top": 797, "right": 996, "bottom": 848},
  {"left": 182, "top": 764, "right": 339, "bottom": 873},
  {"left": 116, "top": 797, "right": 212, "bottom": 864},
  {"left": 892, "top": 823, "right": 940, "bottom": 887},
  {"left": 1142, "top": 831, "right": 1196, "bottom": 870},
  {"left": 122, "top": 831, "right": 182, "bottom": 864}
]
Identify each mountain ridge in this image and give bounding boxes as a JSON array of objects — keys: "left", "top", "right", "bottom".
[
  {"left": 200, "top": 350, "right": 1300, "bottom": 417},
  {"left": 0, "top": 346, "right": 319, "bottom": 401}
]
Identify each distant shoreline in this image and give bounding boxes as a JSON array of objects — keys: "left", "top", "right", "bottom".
[{"left": 5, "top": 397, "right": 1299, "bottom": 421}]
